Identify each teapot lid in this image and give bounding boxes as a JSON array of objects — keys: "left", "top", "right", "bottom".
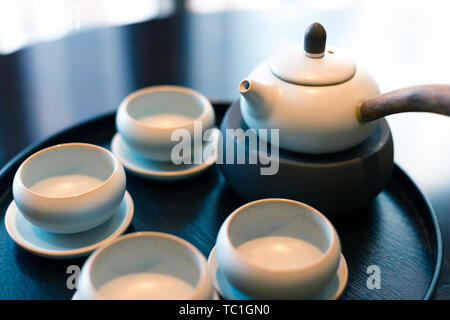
[{"left": 269, "top": 23, "right": 356, "bottom": 86}]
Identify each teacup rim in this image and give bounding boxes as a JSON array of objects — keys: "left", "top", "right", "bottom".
[
  {"left": 221, "top": 198, "right": 340, "bottom": 274},
  {"left": 119, "top": 85, "right": 213, "bottom": 131},
  {"left": 85, "top": 231, "right": 210, "bottom": 300},
  {"left": 16, "top": 143, "right": 120, "bottom": 200}
]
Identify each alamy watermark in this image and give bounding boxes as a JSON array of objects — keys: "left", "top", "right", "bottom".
[
  {"left": 67, "top": 264, "right": 382, "bottom": 293},
  {"left": 366, "top": 265, "right": 381, "bottom": 290},
  {"left": 66, "top": 265, "right": 80, "bottom": 290},
  {"left": 68, "top": 6, "right": 81, "bottom": 30},
  {"left": 170, "top": 121, "right": 280, "bottom": 175}
]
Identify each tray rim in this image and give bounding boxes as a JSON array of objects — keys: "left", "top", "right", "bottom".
[
  {"left": 0, "top": 105, "right": 443, "bottom": 300},
  {"left": 389, "top": 166, "right": 442, "bottom": 300}
]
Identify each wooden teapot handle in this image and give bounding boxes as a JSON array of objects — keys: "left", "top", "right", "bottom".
[{"left": 358, "top": 85, "right": 450, "bottom": 122}]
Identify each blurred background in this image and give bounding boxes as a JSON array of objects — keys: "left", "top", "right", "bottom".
[
  {"left": 1, "top": 0, "right": 449, "bottom": 182},
  {"left": 0, "top": 0, "right": 448, "bottom": 298}
]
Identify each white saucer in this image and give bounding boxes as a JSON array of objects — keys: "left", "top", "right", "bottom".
[
  {"left": 72, "top": 291, "right": 80, "bottom": 300},
  {"left": 4, "top": 192, "right": 134, "bottom": 259},
  {"left": 207, "top": 246, "right": 348, "bottom": 300},
  {"left": 111, "top": 132, "right": 218, "bottom": 182}
]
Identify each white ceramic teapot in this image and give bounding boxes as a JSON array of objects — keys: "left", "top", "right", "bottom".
[{"left": 239, "top": 22, "right": 450, "bottom": 154}]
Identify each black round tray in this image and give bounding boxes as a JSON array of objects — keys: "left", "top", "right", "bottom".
[{"left": 0, "top": 102, "right": 442, "bottom": 300}]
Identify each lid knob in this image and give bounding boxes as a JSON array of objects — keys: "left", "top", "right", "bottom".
[{"left": 304, "top": 22, "right": 327, "bottom": 57}]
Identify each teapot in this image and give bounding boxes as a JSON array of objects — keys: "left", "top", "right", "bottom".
[{"left": 239, "top": 22, "right": 450, "bottom": 154}]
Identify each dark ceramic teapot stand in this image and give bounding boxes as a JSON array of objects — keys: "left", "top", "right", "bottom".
[
  {"left": 218, "top": 101, "right": 394, "bottom": 216},
  {"left": 0, "top": 102, "right": 442, "bottom": 299}
]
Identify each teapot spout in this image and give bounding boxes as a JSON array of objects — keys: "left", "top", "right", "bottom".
[{"left": 239, "top": 79, "right": 276, "bottom": 118}]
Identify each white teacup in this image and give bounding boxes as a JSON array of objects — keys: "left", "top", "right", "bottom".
[
  {"left": 12, "top": 143, "right": 126, "bottom": 234},
  {"left": 76, "top": 232, "right": 214, "bottom": 300},
  {"left": 215, "top": 198, "right": 342, "bottom": 299},
  {"left": 116, "top": 85, "right": 215, "bottom": 162}
]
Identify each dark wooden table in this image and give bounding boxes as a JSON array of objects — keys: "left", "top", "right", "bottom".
[{"left": 0, "top": 4, "right": 448, "bottom": 299}]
